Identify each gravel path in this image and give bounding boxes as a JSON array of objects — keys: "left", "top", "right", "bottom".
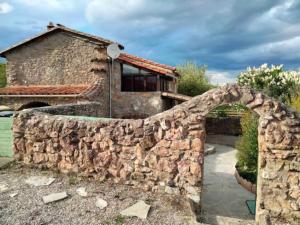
[
  {"left": 0, "top": 143, "right": 256, "bottom": 225},
  {"left": 201, "top": 144, "right": 255, "bottom": 225},
  {"left": 0, "top": 163, "right": 193, "bottom": 225}
]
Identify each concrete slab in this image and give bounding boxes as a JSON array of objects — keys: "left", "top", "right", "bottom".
[
  {"left": 42, "top": 192, "right": 68, "bottom": 204},
  {"left": 201, "top": 144, "right": 255, "bottom": 225},
  {"left": 25, "top": 176, "right": 56, "bottom": 187},
  {"left": 120, "top": 200, "right": 151, "bottom": 219}
]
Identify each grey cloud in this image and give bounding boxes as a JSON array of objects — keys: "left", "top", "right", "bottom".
[{"left": 1, "top": 0, "right": 300, "bottom": 83}]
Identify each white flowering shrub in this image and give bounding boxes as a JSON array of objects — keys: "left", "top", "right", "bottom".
[{"left": 237, "top": 64, "right": 300, "bottom": 103}]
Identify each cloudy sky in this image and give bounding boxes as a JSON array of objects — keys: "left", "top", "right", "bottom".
[{"left": 1, "top": 0, "right": 300, "bottom": 84}]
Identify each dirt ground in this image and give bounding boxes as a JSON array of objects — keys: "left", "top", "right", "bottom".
[
  {"left": 0, "top": 162, "right": 195, "bottom": 225},
  {"left": 0, "top": 143, "right": 256, "bottom": 225}
]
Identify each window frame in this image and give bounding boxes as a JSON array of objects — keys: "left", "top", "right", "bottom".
[{"left": 121, "top": 63, "right": 159, "bottom": 92}]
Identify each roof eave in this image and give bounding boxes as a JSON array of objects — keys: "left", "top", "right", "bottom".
[
  {"left": 117, "top": 58, "right": 177, "bottom": 77},
  {"left": 0, "top": 26, "right": 124, "bottom": 57}
]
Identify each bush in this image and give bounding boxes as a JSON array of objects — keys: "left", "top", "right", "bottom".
[
  {"left": 237, "top": 64, "right": 300, "bottom": 104},
  {"left": 176, "top": 61, "right": 213, "bottom": 97},
  {"left": 290, "top": 92, "right": 300, "bottom": 112},
  {"left": 0, "top": 63, "right": 6, "bottom": 87},
  {"left": 235, "top": 111, "right": 259, "bottom": 183}
]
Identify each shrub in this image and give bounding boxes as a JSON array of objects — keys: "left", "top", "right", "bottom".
[
  {"left": 235, "top": 111, "right": 259, "bottom": 183},
  {"left": 290, "top": 92, "right": 300, "bottom": 112},
  {"left": 176, "top": 61, "right": 213, "bottom": 97},
  {"left": 237, "top": 64, "right": 300, "bottom": 103},
  {"left": 0, "top": 63, "right": 6, "bottom": 87}
]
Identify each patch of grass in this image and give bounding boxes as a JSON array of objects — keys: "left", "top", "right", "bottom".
[
  {"left": 68, "top": 174, "right": 79, "bottom": 185},
  {"left": 103, "top": 215, "right": 125, "bottom": 225},
  {"left": 0, "top": 160, "right": 17, "bottom": 170},
  {"left": 0, "top": 63, "right": 6, "bottom": 87}
]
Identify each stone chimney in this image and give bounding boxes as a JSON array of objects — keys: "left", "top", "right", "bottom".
[{"left": 47, "top": 22, "right": 55, "bottom": 30}]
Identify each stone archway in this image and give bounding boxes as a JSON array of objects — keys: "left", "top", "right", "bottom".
[
  {"left": 174, "top": 84, "right": 300, "bottom": 225},
  {"left": 13, "top": 84, "right": 300, "bottom": 225}
]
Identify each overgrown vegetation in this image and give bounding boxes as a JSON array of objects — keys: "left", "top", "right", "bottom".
[
  {"left": 235, "top": 64, "right": 300, "bottom": 183},
  {"left": 177, "top": 61, "right": 213, "bottom": 97},
  {"left": 0, "top": 63, "right": 6, "bottom": 87},
  {"left": 291, "top": 92, "right": 300, "bottom": 112},
  {"left": 235, "top": 111, "right": 259, "bottom": 183},
  {"left": 210, "top": 104, "right": 247, "bottom": 118}
]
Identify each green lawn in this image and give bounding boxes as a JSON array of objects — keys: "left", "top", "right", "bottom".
[
  {"left": 0, "top": 118, "right": 13, "bottom": 157},
  {"left": 0, "top": 63, "right": 6, "bottom": 87}
]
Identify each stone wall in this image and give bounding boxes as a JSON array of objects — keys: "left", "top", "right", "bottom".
[
  {"left": 205, "top": 117, "right": 241, "bottom": 136},
  {"left": 32, "top": 102, "right": 103, "bottom": 117},
  {"left": 12, "top": 84, "right": 300, "bottom": 225}
]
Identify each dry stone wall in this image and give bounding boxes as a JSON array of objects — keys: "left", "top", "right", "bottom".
[{"left": 13, "top": 84, "right": 300, "bottom": 225}]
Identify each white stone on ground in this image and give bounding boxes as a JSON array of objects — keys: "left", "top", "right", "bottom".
[
  {"left": 204, "top": 144, "right": 216, "bottom": 156},
  {"left": 76, "top": 187, "right": 87, "bottom": 197},
  {"left": 42, "top": 192, "right": 68, "bottom": 204},
  {"left": 25, "top": 176, "right": 55, "bottom": 187},
  {"left": 120, "top": 200, "right": 151, "bottom": 219},
  {"left": 0, "top": 182, "right": 9, "bottom": 193},
  {"left": 9, "top": 192, "right": 18, "bottom": 197},
  {"left": 95, "top": 197, "right": 108, "bottom": 209}
]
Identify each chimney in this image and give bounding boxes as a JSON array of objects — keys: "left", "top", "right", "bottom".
[{"left": 47, "top": 22, "right": 55, "bottom": 30}]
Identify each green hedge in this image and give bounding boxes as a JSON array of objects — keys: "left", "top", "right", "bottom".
[{"left": 0, "top": 63, "right": 6, "bottom": 87}]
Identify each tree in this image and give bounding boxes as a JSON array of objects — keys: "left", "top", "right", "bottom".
[
  {"left": 176, "top": 61, "right": 213, "bottom": 97},
  {"left": 0, "top": 63, "right": 6, "bottom": 87}
]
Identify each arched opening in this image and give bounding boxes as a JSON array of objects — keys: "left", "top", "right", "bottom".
[
  {"left": 18, "top": 101, "right": 50, "bottom": 111},
  {"left": 180, "top": 84, "right": 300, "bottom": 225},
  {"left": 201, "top": 103, "right": 257, "bottom": 224}
]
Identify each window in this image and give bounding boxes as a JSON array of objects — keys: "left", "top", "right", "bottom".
[
  {"left": 134, "top": 76, "right": 144, "bottom": 91},
  {"left": 160, "top": 77, "right": 173, "bottom": 92},
  {"left": 145, "top": 76, "right": 157, "bottom": 91},
  {"left": 121, "top": 64, "right": 158, "bottom": 92}
]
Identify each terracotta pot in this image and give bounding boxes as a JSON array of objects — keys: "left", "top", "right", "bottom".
[{"left": 234, "top": 169, "right": 257, "bottom": 194}]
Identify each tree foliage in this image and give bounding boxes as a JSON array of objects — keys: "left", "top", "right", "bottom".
[
  {"left": 0, "top": 63, "right": 6, "bottom": 87},
  {"left": 176, "top": 61, "right": 213, "bottom": 97}
]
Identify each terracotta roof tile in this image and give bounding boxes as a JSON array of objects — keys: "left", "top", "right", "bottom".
[
  {"left": 118, "top": 53, "right": 178, "bottom": 76},
  {"left": 0, "top": 85, "right": 90, "bottom": 95}
]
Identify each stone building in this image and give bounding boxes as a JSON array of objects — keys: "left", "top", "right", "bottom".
[{"left": 0, "top": 23, "right": 188, "bottom": 118}]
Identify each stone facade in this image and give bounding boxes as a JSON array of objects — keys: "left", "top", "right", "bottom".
[
  {"left": 2, "top": 30, "right": 110, "bottom": 116},
  {"left": 5, "top": 32, "right": 108, "bottom": 86},
  {"left": 12, "top": 84, "right": 300, "bottom": 224}
]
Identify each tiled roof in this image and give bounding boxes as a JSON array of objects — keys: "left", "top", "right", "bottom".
[
  {"left": 118, "top": 53, "right": 179, "bottom": 76},
  {"left": 0, "top": 85, "right": 90, "bottom": 95},
  {"left": 0, "top": 25, "right": 124, "bottom": 57}
]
